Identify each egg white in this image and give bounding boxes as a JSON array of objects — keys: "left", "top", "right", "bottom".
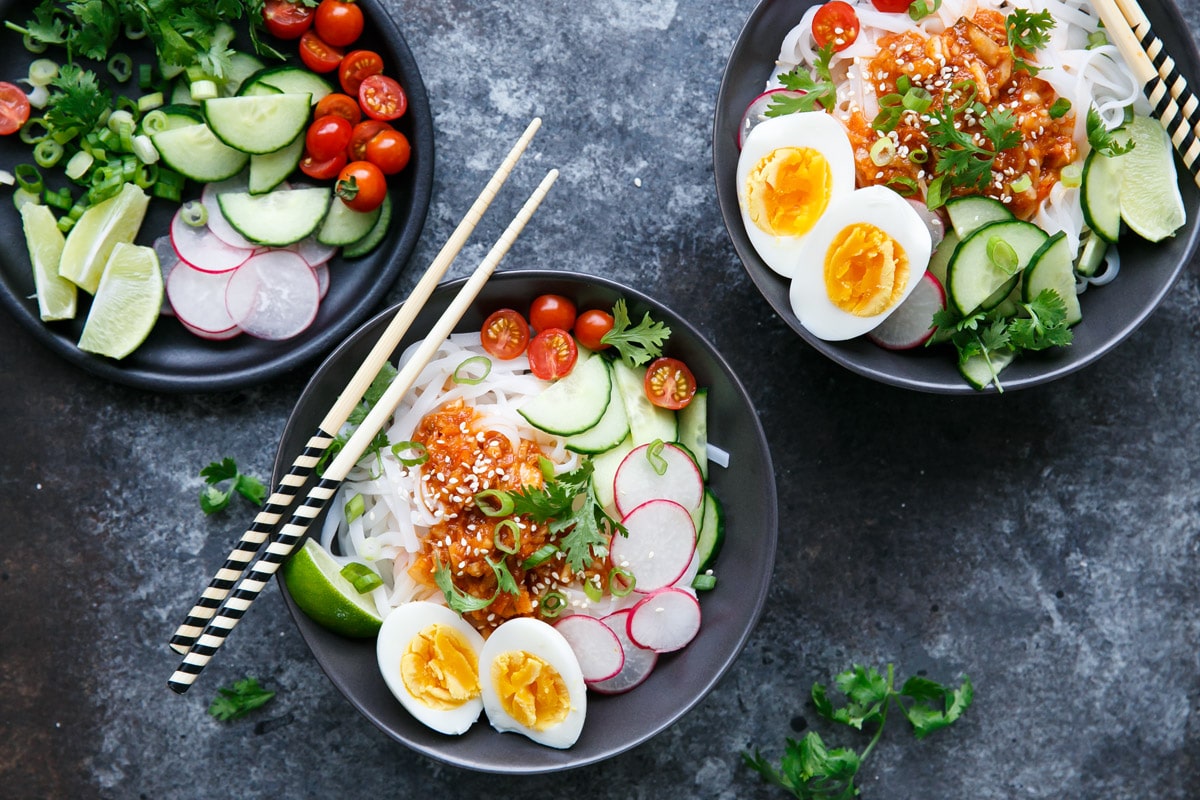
[
  {"left": 479, "top": 617, "right": 587, "bottom": 749},
  {"left": 736, "top": 111, "right": 855, "bottom": 278},
  {"left": 789, "top": 185, "right": 933, "bottom": 341},
  {"left": 376, "top": 601, "right": 486, "bottom": 736}
]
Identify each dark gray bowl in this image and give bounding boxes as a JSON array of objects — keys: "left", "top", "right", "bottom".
[
  {"left": 273, "top": 269, "right": 778, "bottom": 772},
  {"left": 714, "top": 0, "right": 1200, "bottom": 393}
]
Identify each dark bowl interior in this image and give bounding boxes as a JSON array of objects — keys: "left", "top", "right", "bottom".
[
  {"left": 0, "top": 0, "right": 434, "bottom": 392},
  {"left": 713, "top": 0, "right": 1200, "bottom": 394},
  {"left": 273, "top": 269, "right": 778, "bottom": 772}
]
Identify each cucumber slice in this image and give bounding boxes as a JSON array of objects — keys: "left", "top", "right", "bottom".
[
  {"left": 151, "top": 123, "right": 248, "bottom": 183},
  {"left": 1023, "top": 231, "right": 1082, "bottom": 326},
  {"left": 611, "top": 359, "right": 677, "bottom": 445},
  {"left": 249, "top": 135, "right": 304, "bottom": 194},
  {"left": 220, "top": 52, "right": 267, "bottom": 96},
  {"left": 217, "top": 187, "right": 333, "bottom": 246},
  {"left": 238, "top": 66, "right": 332, "bottom": 104},
  {"left": 565, "top": 361, "right": 631, "bottom": 453},
  {"left": 1075, "top": 230, "right": 1107, "bottom": 277},
  {"left": 204, "top": 94, "right": 312, "bottom": 154},
  {"left": 591, "top": 436, "right": 634, "bottom": 511},
  {"left": 169, "top": 77, "right": 196, "bottom": 106},
  {"left": 342, "top": 192, "right": 393, "bottom": 258},
  {"left": 1081, "top": 148, "right": 1124, "bottom": 243},
  {"left": 316, "top": 198, "right": 383, "bottom": 246},
  {"left": 696, "top": 489, "right": 725, "bottom": 571},
  {"left": 946, "top": 219, "right": 1048, "bottom": 316},
  {"left": 676, "top": 387, "right": 708, "bottom": 479},
  {"left": 959, "top": 348, "right": 1016, "bottom": 391},
  {"left": 945, "top": 195, "right": 1013, "bottom": 238},
  {"left": 518, "top": 354, "right": 612, "bottom": 435},
  {"left": 926, "top": 228, "right": 960, "bottom": 287}
]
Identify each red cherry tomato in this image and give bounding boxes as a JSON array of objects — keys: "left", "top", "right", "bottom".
[
  {"left": 643, "top": 357, "right": 697, "bottom": 410},
  {"left": 0, "top": 82, "right": 31, "bottom": 136},
  {"left": 347, "top": 119, "right": 393, "bottom": 161},
  {"left": 869, "top": 0, "right": 912, "bottom": 11},
  {"left": 529, "top": 294, "right": 577, "bottom": 333},
  {"left": 364, "top": 129, "right": 411, "bottom": 174},
  {"left": 338, "top": 49, "right": 384, "bottom": 95},
  {"left": 811, "top": 1, "right": 860, "bottom": 52},
  {"left": 305, "top": 114, "right": 353, "bottom": 161},
  {"left": 314, "top": 92, "right": 361, "bottom": 125},
  {"left": 336, "top": 160, "right": 387, "bottom": 212},
  {"left": 528, "top": 329, "right": 579, "bottom": 380},
  {"left": 298, "top": 30, "right": 344, "bottom": 73},
  {"left": 262, "top": 0, "right": 314, "bottom": 40},
  {"left": 314, "top": 0, "right": 364, "bottom": 47},
  {"left": 573, "top": 309, "right": 614, "bottom": 351},
  {"left": 359, "top": 74, "right": 407, "bottom": 121},
  {"left": 480, "top": 309, "right": 530, "bottom": 360},
  {"left": 299, "top": 151, "right": 347, "bottom": 180}
]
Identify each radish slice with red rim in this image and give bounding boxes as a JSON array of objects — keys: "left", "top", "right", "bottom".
[
  {"left": 627, "top": 587, "right": 702, "bottom": 653},
  {"left": 201, "top": 179, "right": 255, "bottom": 250},
  {"left": 170, "top": 207, "right": 254, "bottom": 274},
  {"left": 588, "top": 610, "right": 658, "bottom": 695},
  {"left": 179, "top": 317, "right": 242, "bottom": 341},
  {"left": 609, "top": 499, "right": 697, "bottom": 593},
  {"left": 225, "top": 250, "right": 320, "bottom": 341},
  {"left": 739, "top": 88, "right": 807, "bottom": 149},
  {"left": 554, "top": 614, "right": 624, "bottom": 683},
  {"left": 289, "top": 235, "right": 337, "bottom": 267},
  {"left": 167, "top": 260, "right": 240, "bottom": 337},
  {"left": 866, "top": 271, "right": 946, "bottom": 351},
  {"left": 314, "top": 263, "right": 330, "bottom": 299},
  {"left": 614, "top": 442, "right": 704, "bottom": 517}
]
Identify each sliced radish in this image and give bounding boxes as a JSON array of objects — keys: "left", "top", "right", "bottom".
[
  {"left": 588, "top": 610, "right": 658, "bottom": 695},
  {"left": 180, "top": 317, "right": 243, "bottom": 341},
  {"left": 288, "top": 235, "right": 337, "bottom": 267},
  {"left": 224, "top": 250, "right": 320, "bottom": 340},
  {"left": 153, "top": 235, "right": 179, "bottom": 317},
  {"left": 627, "top": 587, "right": 701, "bottom": 653},
  {"left": 738, "top": 88, "right": 807, "bottom": 149},
  {"left": 554, "top": 614, "right": 624, "bottom": 683},
  {"left": 673, "top": 547, "right": 700, "bottom": 590},
  {"left": 614, "top": 442, "right": 704, "bottom": 517},
  {"left": 610, "top": 499, "right": 697, "bottom": 593},
  {"left": 170, "top": 207, "right": 254, "bottom": 273},
  {"left": 867, "top": 271, "right": 946, "bottom": 351},
  {"left": 314, "top": 263, "right": 330, "bottom": 299},
  {"left": 201, "top": 179, "right": 255, "bottom": 249},
  {"left": 168, "top": 261, "right": 241, "bottom": 338}
]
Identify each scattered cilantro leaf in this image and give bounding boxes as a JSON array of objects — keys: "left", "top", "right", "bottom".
[
  {"left": 599, "top": 299, "right": 671, "bottom": 368},
  {"left": 1006, "top": 289, "right": 1074, "bottom": 351},
  {"left": 208, "top": 677, "right": 276, "bottom": 721},
  {"left": 199, "top": 457, "right": 266, "bottom": 515},
  {"left": 44, "top": 64, "right": 112, "bottom": 139},
  {"left": 770, "top": 44, "right": 838, "bottom": 115},
  {"left": 433, "top": 555, "right": 496, "bottom": 614},
  {"left": 925, "top": 96, "right": 1021, "bottom": 205},
  {"left": 1006, "top": 8, "right": 1055, "bottom": 74},
  {"left": 1086, "top": 106, "right": 1136, "bottom": 157}
]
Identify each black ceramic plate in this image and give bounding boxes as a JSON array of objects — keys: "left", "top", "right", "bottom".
[
  {"left": 0, "top": 0, "right": 433, "bottom": 392},
  {"left": 273, "top": 270, "right": 778, "bottom": 772},
  {"left": 714, "top": 0, "right": 1200, "bottom": 393}
]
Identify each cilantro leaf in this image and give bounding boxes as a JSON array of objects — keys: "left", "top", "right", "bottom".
[
  {"left": 208, "top": 677, "right": 276, "bottom": 722},
  {"left": 600, "top": 299, "right": 671, "bottom": 368},
  {"left": 1007, "top": 289, "right": 1074, "bottom": 350},
  {"left": 1086, "top": 106, "right": 1135, "bottom": 157},
  {"left": 44, "top": 64, "right": 112, "bottom": 139},
  {"left": 433, "top": 556, "right": 496, "bottom": 614},
  {"left": 199, "top": 457, "right": 265, "bottom": 515},
  {"left": 771, "top": 44, "right": 838, "bottom": 115},
  {"left": 925, "top": 96, "right": 1021, "bottom": 202},
  {"left": 1006, "top": 8, "right": 1055, "bottom": 52}
]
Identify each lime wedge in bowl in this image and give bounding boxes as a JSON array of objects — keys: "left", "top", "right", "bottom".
[
  {"left": 1120, "top": 115, "right": 1187, "bottom": 243},
  {"left": 77, "top": 241, "right": 163, "bottom": 359},
  {"left": 282, "top": 538, "right": 382, "bottom": 638}
]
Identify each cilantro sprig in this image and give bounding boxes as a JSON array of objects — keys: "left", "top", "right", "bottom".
[
  {"left": 924, "top": 93, "right": 1021, "bottom": 209},
  {"left": 1086, "top": 107, "right": 1136, "bottom": 157},
  {"left": 744, "top": 664, "right": 973, "bottom": 799},
  {"left": 199, "top": 457, "right": 266, "bottom": 515},
  {"left": 600, "top": 299, "right": 671, "bottom": 369},
  {"left": 1006, "top": 8, "right": 1056, "bottom": 75},
  {"left": 208, "top": 677, "right": 276, "bottom": 721},
  {"left": 769, "top": 44, "right": 837, "bottom": 115}
]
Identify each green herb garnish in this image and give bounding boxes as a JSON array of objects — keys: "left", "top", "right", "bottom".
[
  {"left": 1007, "top": 8, "right": 1056, "bottom": 74},
  {"left": 199, "top": 457, "right": 266, "bottom": 515},
  {"left": 769, "top": 43, "right": 837, "bottom": 115},
  {"left": 924, "top": 92, "right": 1021, "bottom": 209},
  {"left": 316, "top": 363, "right": 398, "bottom": 475},
  {"left": 600, "top": 299, "right": 671, "bottom": 368},
  {"left": 1086, "top": 106, "right": 1136, "bottom": 157},
  {"left": 208, "top": 677, "right": 276, "bottom": 721}
]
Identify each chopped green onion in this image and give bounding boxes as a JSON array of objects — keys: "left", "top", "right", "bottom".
[
  {"left": 339, "top": 562, "right": 383, "bottom": 594},
  {"left": 453, "top": 355, "right": 492, "bottom": 385},
  {"left": 140, "top": 109, "right": 168, "bottom": 135},
  {"left": 872, "top": 106, "right": 902, "bottom": 133},
  {"left": 344, "top": 493, "right": 365, "bottom": 523},
  {"left": 475, "top": 489, "right": 515, "bottom": 517},
  {"left": 390, "top": 440, "right": 428, "bottom": 466},
  {"left": 539, "top": 590, "right": 567, "bottom": 618},
  {"left": 902, "top": 87, "right": 933, "bottom": 113},
  {"left": 521, "top": 544, "right": 558, "bottom": 569},
  {"left": 869, "top": 136, "right": 895, "bottom": 167},
  {"left": 138, "top": 92, "right": 164, "bottom": 113},
  {"left": 181, "top": 200, "right": 208, "bottom": 227},
  {"left": 43, "top": 186, "right": 71, "bottom": 211},
  {"left": 107, "top": 53, "right": 133, "bottom": 83},
  {"left": 125, "top": 21, "right": 147, "bottom": 40},
  {"left": 19, "top": 118, "right": 49, "bottom": 145},
  {"left": 0, "top": 170, "right": 13, "bottom": 186},
  {"left": 15, "top": 163, "right": 42, "bottom": 194},
  {"left": 27, "top": 59, "right": 58, "bottom": 87},
  {"left": 190, "top": 79, "right": 218, "bottom": 102},
  {"left": 878, "top": 92, "right": 904, "bottom": 109},
  {"left": 887, "top": 176, "right": 920, "bottom": 197},
  {"left": 1048, "top": 98, "right": 1071, "bottom": 119},
  {"left": 538, "top": 455, "right": 555, "bottom": 482},
  {"left": 908, "top": 148, "right": 928, "bottom": 164},
  {"left": 492, "top": 519, "right": 520, "bottom": 555},
  {"left": 1086, "top": 30, "right": 1108, "bottom": 49},
  {"left": 138, "top": 64, "right": 155, "bottom": 91},
  {"left": 33, "top": 139, "right": 62, "bottom": 168},
  {"left": 133, "top": 162, "right": 158, "bottom": 190},
  {"left": 21, "top": 34, "right": 47, "bottom": 54},
  {"left": 1060, "top": 162, "right": 1083, "bottom": 188},
  {"left": 692, "top": 573, "right": 717, "bottom": 591},
  {"left": 1009, "top": 174, "right": 1033, "bottom": 194},
  {"left": 987, "top": 236, "right": 1020, "bottom": 274},
  {"left": 64, "top": 151, "right": 94, "bottom": 181},
  {"left": 583, "top": 577, "right": 603, "bottom": 603},
  {"left": 132, "top": 134, "right": 158, "bottom": 165},
  {"left": 645, "top": 440, "right": 668, "bottom": 476},
  {"left": 152, "top": 169, "right": 184, "bottom": 202},
  {"left": 908, "top": 0, "right": 941, "bottom": 20},
  {"left": 12, "top": 187, "right": 40, "bottom": 211},
  {"left": 609, "top": 567, "right": 636, "bottom": 597}
]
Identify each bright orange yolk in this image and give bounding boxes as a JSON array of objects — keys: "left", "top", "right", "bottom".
[
  {"left": 400, "top": 624, "right": 481, "bottom": 710},
  {"left": 823, "top": 223, "right": 910, "bottom": 317},
  {"left": 491, "top": 651, "right": 570, "bottom": 731},
  {"left": 745, "top": 147, "right": 832, "bottom": 237}
]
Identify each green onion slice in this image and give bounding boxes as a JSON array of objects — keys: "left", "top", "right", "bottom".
[
  {"left": 181, "top": 199, "right": 208, "bottom": 227},
  {"left": 869, "top": 137, "right": 895, "bottom": 167},
  {"left": 27, "top": 59, "right": 58, "bottom": 87},
  {"left": 609, "top": 567, "right": 636, "bottom": 597},
  {"left": 1060, "top": 162, "right": 1083, "bottom": 188},
  {"left": 390, "top": 440, "right": 428, "bottom": 466},
  {"left": 33, "top": 139, "right": 62, "bottom": 168},
  {"left": 583, "top": 578, "right": 603, "bottom": 603},
  {"left": 107, "top": 53, "right": 133, "bottom": 83},
  {"left": 987, "top": 236, "right": 1020, "bottom": 274},
  {"left": 14, "top": 163, "right": 42, "bottom": 194},
  {"left": 908, "top": 0, "right": 942, "bottom": 21},
  {"left": 340, "top": 562, "right": 383, "bottom": 594},
  {"left": 887, "top": 176, "right": 920, "bottom": 196},
  {"left": 1009, "top": 174, "right": 1033, "bottom": 194},
  {"left": 646, "top": 440, "right": 668, "bottom": 476},
  {"left": 521, "top": 544, "right": 558, "bottom": 570},
  {"left": 539, "top": 590, "right": 567, "bottom": 618},
  {"left": 475, "top": 489, "right": 515, "bottom": 517},
  {"left": 344, "top": 493, "right": 365, "bottom": 523},
  {"left": 692, "top": 573, "right": 717, "bottom": 591},
  {"left": 453, "top": 355, "right": 492, "bottom": 385},
  {"left": 492, "top": 519, "right": 521, "bottom": 555}
]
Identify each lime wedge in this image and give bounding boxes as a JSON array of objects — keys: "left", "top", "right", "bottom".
[
  {"left": 77, "top": 242, "right": 163, "bottom": 359},
  {"left": 1119, "top": 115, "right": 1187, "bottom": 242},
  {"left": 59, "top": 183, "right": 150, "bottom": 294},
  {"left": 282, "top": 538, "right": 383, "bottom": 638},
  {"left": 19, "top": 202, "right": 76, "bottom": 321}
]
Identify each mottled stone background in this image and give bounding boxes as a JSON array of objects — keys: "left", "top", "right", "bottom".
[{"left": 3, "top": 0, "right": 1200, "bottom": 798}]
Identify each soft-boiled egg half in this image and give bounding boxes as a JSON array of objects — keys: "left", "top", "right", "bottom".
[
  {"left": 736, "top": 111, "right": 855, "bottom": 278},
  {"left": 479, "top": 617, "right": 587, "bottom": 749},
  {"left": 789, "top": 185, "right": 932, "bottom": 340},
  {"left": 376, "top": 601, "right": 486, "bottom": 736}
]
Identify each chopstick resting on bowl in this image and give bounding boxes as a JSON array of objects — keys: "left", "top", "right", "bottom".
[
  {"left": 168, "top": 167, "right": 561, "bottom": 694},
  {"left": 1090, "top": 0, "right": 1200, "bottom": 185},
  {"left": 167, "top": 119, "right": 544, "bottom": 655}
]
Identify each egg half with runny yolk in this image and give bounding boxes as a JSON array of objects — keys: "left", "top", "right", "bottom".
[
  {"left": 479, "top": 617, "right": 587, "bottom": 749},
  {"left": 736, "top": 111, "right": 855, "bottom": 278},
  {"left": 376, "top": 601, "right": 486, "bottom": 735},
  {"left": 789, "top": 185, "right": 932, "bottom": 341}
]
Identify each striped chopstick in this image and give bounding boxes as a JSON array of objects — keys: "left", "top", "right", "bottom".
[
  {"left": 1090, "top": 0, "right": 1200, "bottom": 185},
  {"left": 167, "top": 118, "right": 543, "bottom": 655},
  {"left": 1113, "top": 0, "right": 1200, "bottom": 126},
  {"left": 167, "top": 168, "right": 561, "bottom": 694}
]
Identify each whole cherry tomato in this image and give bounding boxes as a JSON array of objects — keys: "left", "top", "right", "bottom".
[
  {"left": 314, "top": 0, "right": 364, "bottom": 47},
  {"left": 305, "top": 114, "right": 353, "bottom": 161},
  {"left": 299, "top": 151, "right": 347, "bottom": 181},
  {"left": 811, "top": 1, "right": 860, "bottom": 52},
  {"left": 262, "top": 0, "right": 314, "bottom": 40},
  {"left": 314, "top": 92, "right": 361, "bottom": 125},
  {"left": 480, "top": 309, "right": 529, "bottom": 359},
  {"left": 364, "top": 129, "right": 411, "bottom": 174},
  {"left": 298, "top": 30, "right": 344, "bottom": 73},
  {"left": 359, "top": 74, "right": 407, "bottom": 120},
  {"left": 643, "top": 357, "right": 697, "bottom": 410},
  {"left": 573, "top": 309, "right": 614, "bottom": 351},
  {"left": 529, "top": 294, "right": 577, "bottom": 333},
  {"left": 336, "top": 160, "right": 387, "bottom": 212},
  {"left": 338, "top": 49, "right": 384, "bottom": 95},
  {"left": 528, "top": 328, "right": 578, "bottom": 380}
]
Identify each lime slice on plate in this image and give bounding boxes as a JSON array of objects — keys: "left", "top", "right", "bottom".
[
  {"left": 1119, "top": 115, "right": 1187, "bottom": 242},
  {"left": 77, "top": 241, "right": 163, "bottom": 359},
  {"left": 282, "top": 538, "right": 383, "bottom": 638},
  {"left": 19, "top": 202, "right": 76, "bottom": 321},
  {"left": 59, "top": 182, "right": 150, "bottom": 294}
]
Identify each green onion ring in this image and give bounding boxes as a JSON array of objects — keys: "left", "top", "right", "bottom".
[
  {"left": 14, "top": 163, "right": 42, "bottom": 194},
  {"left": 390, "top": 440, "right": 428, "bottom": 466},
  {"left": 609, "top": 567, "right": 636, "bottom": 597},
  {"left": 344, "top": 493, "right": 365, "bottom": 523},
  {"left": 1009, "top": 174, "right": 1033, "bottom": 194},
  {"left": 987, "top": 236, "right": 1020, "bottom": 274},
  {"left": 181, "top": 200, "right": 208, "bottom": 227},
  {"left": 492, "top": 519, "right": 521, "bottom": 555},
  {"left": 539, "top": 590, "right": 567, "bottom": 618},
  {"left": 869, "top": 137, "right": 895, "bottom": 167},
  {"left": 33, "top": 139, "right": 62, "bottom": 168},
  {"left": 474, "top": 489, "right": 516, "bottom": 517},
  {"left": 521, "top": 544, "right": 558, "bottom": 570},
  {"left": 107, "top": 53, "right": 133, "bottom": 83},
  {"left": 583, "top": 578, "right": 603, "bottom": 603},
  {"left": 453, "top": 355, "right": 492, "bottom": 385},
  {"left": 645, "top": 440, "right": 668, "bottom": 476}
]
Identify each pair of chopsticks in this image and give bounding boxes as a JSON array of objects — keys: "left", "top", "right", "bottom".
[
  {"left": 1091, "top": 0, "right": 1200, "bottom": 186},
  {"left": 167, "top": 118, "right": 558, "bottom": 694}
]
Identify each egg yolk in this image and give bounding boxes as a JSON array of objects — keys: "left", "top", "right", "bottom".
[
  {"left": 745, "top": 147, "right": 833, "bottom": 238},
  {"left": 400, "top": 623, "right": 481, "bottom": 710},
  {"left": 823, "top": 222, "right": 909, "bottom": 316},
  {"left": 491, "top": 651, "right": 570, "bottom": 731}
]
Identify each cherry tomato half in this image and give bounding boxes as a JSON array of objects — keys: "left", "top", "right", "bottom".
[
  {"left": 298, "top": 30, "right": 344, "bottom": 73},
  {"left": 314, "top": 0, "right": 364, "bottom": 47},
  {"left": 306, "top": 114, "right": 353, "bottom": 161},
  {"left": 870, "top": 0, "right": 912, "bottom": 11},
  {"left": 359, "top": 74, "right": 407, "bottom": 121},
  {"left": 339, "top": 49, "right": 384, "bottom": 95},
  {"left": 262, "top": 0, "right": 314, "bottom": 40},
  {"left": 0, "top": 82, "right": 31, "bottom": 136},
  {"left": 364, "top": 129, "right": 411, "bottom": 174},
  {"left": 314, "top": 92, "right": 362, "bottom": 125},
  {"left": 336, "top": 160, "right": 387, "bottom": 212},
  {"left": 811, "top": 1, "right": 860, "bottom": 52},
  {"left": 299, "top": 151, "right": 347, "bottom": 180},
  {"left": 573, "top": 309, "right": 614, "bottom": 351},
  {"left": 529, "top": 294, "right": 576, "bottom": 333},
  {"left": 528, "top": 328, "right": 578, "bottom": 380},
  {"left": 347, "top": 119, "right": 393, "bottom": 161},
  {"left": 480, "top": 309, "right": 530, "bottom": 360},
  {"left": 643, "top": 357, "right": 697, "bottom": 410}
]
